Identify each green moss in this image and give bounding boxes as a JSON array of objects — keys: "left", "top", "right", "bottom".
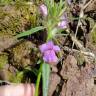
[
  {"left": 75, "top": 53, "right": 85, "bottom": 66},
  {"left": 9, "top": 71, "right": 24, "bottom": 83},
  {"left": 0, "top": 2, "right": 38, "bottom": 82},
  {"left": 91, "top": 32, "right": 96, "bottom": 44},
  {"left": 0, "top": 0, "right": 32, "bottom": 4},
  {"left": 9, "top": 41, "right": 38, "bottom": 68},
  {"left": 0, "top": 53, "right": 8, "bottom": 69},
  {"left": 0, "top": 0, "right": 12, "bottom": 4},
  {"left": 91, "top": 24, "right": 96, "bottom": 44},
  {"left": 0, "top": 2, "right": 37, "bottom": 37}
]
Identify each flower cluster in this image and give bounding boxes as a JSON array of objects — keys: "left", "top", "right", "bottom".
[
  {"left": 39, "top": 41, "right": 60, "bottom": 64},
  {"left": 39, "top": 4, "right": 68, "bottom": 29}
]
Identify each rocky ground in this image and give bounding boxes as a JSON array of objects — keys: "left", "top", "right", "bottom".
[{"left": 0, "top": 0, "right": 96, "bottom": 96}]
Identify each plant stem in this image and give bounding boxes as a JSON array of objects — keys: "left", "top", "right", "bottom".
[{"left": 35, "top": 64, "right": 42, "bottom": 96}]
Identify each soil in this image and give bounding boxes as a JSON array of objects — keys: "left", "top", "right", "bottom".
[{"left": 0, "top": 0, "right": 96, "bottom": 96}]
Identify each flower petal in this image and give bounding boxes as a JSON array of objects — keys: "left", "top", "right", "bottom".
[
  {"left": 47, "top": 41, "right": 54, "bottom": 49},
  {"left": 58, "top": 13, "right": 68, "bottom": 29},
  {"left": 67, "top": 0, "right": 72, "bottom": 5},
  {"left": 43, "top": 55, "right": 48, "bottom": 62},
  {"left": 53, "top": 45, "right": 60, "bottom": 52},
  {"left": 39, "top": 41, "right": 54, "bottom": 53},
  {"left": 58, "top": 20, "right": 67, "bottom": 29},
  {"left": 39, "top": 43, "right": 47, "bottom": 53},
  {"left": 43, "top": 50, "right": 58, "bottom": 64}
]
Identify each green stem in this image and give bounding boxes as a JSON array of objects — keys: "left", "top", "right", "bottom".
[{"left": 35, "top": 64, "right": 42, "bottom": 96}]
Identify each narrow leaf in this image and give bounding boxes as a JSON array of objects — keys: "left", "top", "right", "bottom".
[
  {"left": 16, "top": 26, "right": 44, "bottom": 38},
  {"left": 42, "top": 63, "right": 50, "bottom": 96}
]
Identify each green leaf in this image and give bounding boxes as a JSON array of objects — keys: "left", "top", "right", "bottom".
[
  {"left": 16, "top": 26, "right": 45, "bottom": 38},
  {"left": 42, "top": 63, "right": 50, "bottom": 96},
  {"left": 35, "top": 64, "right": 42, "bottom": 96},
  {"left": 47, "top": 27, "right": 58, "bottom": 41}
]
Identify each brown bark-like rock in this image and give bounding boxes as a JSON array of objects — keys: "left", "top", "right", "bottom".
[
  {"left": 48, "top": 73, "right": 60, "bottom": 96},
  {"left": 60, "top": 55, "right": 96, "bottom": 96}
]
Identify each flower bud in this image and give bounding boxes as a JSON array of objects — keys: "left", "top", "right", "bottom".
[
  {"left": 39, "top": 4, "right": 48, "bottom": 17},
  {"left": 58, "top": 13, "right": 68, "bottom": 29},
  {"left": 67, "top": 0, "right": 72, "bottom": 5}
]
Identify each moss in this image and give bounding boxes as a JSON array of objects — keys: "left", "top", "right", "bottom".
[
  {"left": 75, "top": 53, "right": 85, "bottom": 66},
  {"left": 0, "top": 2, "right": 39, "bottom": 82},
  {"left": 91, "top": 32, "right": 96, "bottom": 44},
  {"left": 0, "top": 2, "right": 37, "bottom": 37},
  {"left": 91, "top": 24, "right": 96, "bottom": 44},
  {"left": 0, "top": 0, "right": 32, "bottom": 4},
  {"left": 0, "top": 53, "right": 8, "bottom": 69},
  {"left": 9, "top": 71, "right": 24, "bottom": 83},
  {"left": 9, "top": 41, "right": 38, "bottom": 69}
]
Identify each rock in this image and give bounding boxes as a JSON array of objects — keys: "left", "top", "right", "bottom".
[
  {"left": 48, "top": 73, "right": 60, "bottom": 96},
  {"left": 60, "top": 55, "right": 78, "bottom": 79},
  {"left": 60, "top": 55, "right": 95, "bottom": 96},
  {"left": 0, "top": 36, "right": 18, "bottom": 52}
]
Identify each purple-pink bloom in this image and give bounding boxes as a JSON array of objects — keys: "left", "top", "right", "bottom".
[
  {"left": 58, "top": 13, "right": 68, "bottom": 29},
  {"left": 39, "top": 4, "right": 48, "bottom": 17},
  {"left": 67, "top": 0, "right": 72, "bottom": 5},
  {"left": 43, "top": 50, "right": 58, "bottom": 63},
  {"left": 58, "top": 20, "right": 67, "bottom": 29},
  {"left": 39, "top": 41, "right": 60, "bottom": 64},
  {"left": 39, "top": 41, "right": 60, "bottom": 54}
]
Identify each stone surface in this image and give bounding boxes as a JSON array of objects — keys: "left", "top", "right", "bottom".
[{"left": 48, "top": 73, "right": 60, "bottom": 96}]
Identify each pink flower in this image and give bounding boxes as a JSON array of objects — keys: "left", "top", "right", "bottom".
[
  {"left": 39, "top": 4, "right": 48, "bottom": 17},
  {"left": 39, "top": 41, "right": 60, "bottom": 53},
  {"left": 43, "top": 50, "right": 58, "bottom": 64},
  {"left": 39, "top": 41, "right": 60, "bottom": 64},
  {"left": 67, "top": 0, "right": 72, "bottom": 5},
  {"left": 58, "top": 13, "right": 68, "bottom": 29}
]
